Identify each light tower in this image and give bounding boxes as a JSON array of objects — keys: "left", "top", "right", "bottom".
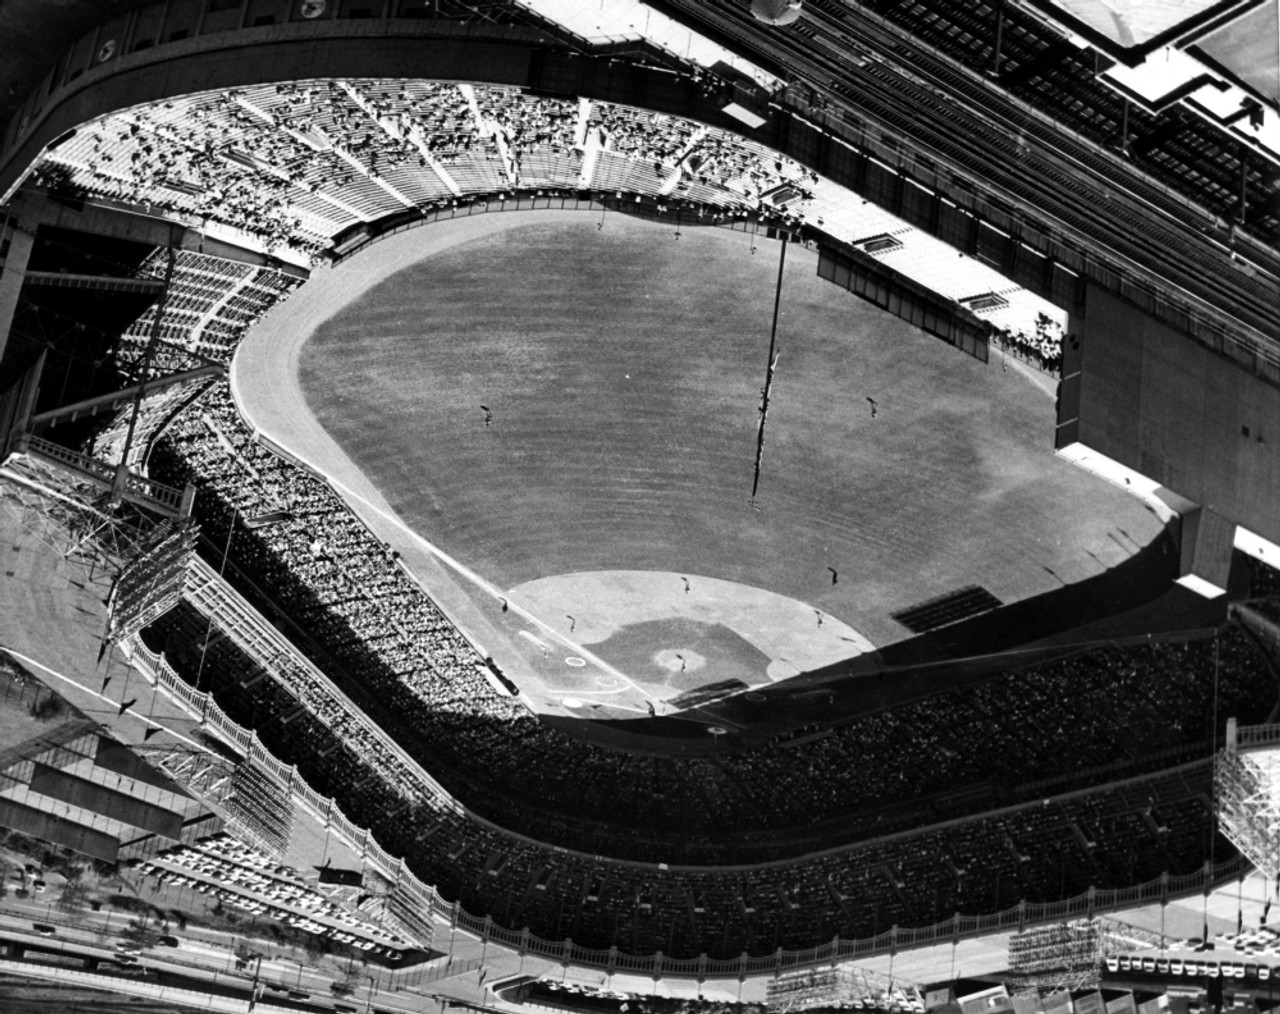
[{"left": 1214, "top": 717, "right": 1280, "bottom": 878}]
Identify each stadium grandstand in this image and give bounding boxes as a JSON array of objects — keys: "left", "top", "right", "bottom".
[{"left": 0, "top": 0, "right": 1279, "bottom": 993}]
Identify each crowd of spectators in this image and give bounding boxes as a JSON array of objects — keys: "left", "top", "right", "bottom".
[
  {"left": 130, "top": 585, "right": 1252, "bottom": 959},
  {"left": 32, "top": 76, "right": 1066, "bottom": 363},
  {"left": 67, "top": 101, "right": 325, "bottom": 250},
  {"left": 593, "top": 106, "right": 700, "bottom": 168},
  {"left": 476, "top": 87, "right": 581, "bottom": 187},
  {"left": 991, "top": 311, "right": 1066, "bottom": 374},
  {"left": 83, "top": 250, "right": 299, "bottom": 466}
]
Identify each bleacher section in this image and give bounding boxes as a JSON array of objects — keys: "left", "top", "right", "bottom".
[
  {"left": 111, "top": 250, "right": 300, "bottom": 373},
  {"left": 29, "top": 81, "right": 1067, "bottom": 365}
]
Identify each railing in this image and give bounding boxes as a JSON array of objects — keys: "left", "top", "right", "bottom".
[
  {"left": 183, "top": 554, "right": 456, "bottom": 806},
  {"left": 329, "top": 191, "right": 803, "bottom": 267},
  {"left": 1235, "top": 724, "right": 1280, "bottom": 750},
  {"left": 21, "top": 434, "right": 116, "bottom": 486},
  {"left": 17, "top": 434, "right": 189, "bottom": 515},
  {"left": 121, "top": 471, "right": 188, "bottom": 515}
]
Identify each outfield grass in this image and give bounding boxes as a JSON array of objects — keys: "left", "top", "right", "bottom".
[{"left": 296, "top": 212, "right": 1163, "bottom": 660}]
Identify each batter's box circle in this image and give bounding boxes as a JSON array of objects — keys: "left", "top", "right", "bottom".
[{"left": 565, "top": 657, "right": 587, "bottom": 667}]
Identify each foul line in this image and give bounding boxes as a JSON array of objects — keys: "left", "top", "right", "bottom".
[{"left": 264, "top": 459, "right": 654, "bottom": 705}]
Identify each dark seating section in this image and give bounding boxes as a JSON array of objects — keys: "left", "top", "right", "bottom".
[{"left": 133, "top": 592, "right": 1256, "bottom": 960}]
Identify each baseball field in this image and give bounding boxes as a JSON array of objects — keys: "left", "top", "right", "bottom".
[{"left": 235, "top": 209, "right": 1166, "bottom": 733}]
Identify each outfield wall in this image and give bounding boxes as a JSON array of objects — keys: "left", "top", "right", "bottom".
[{"left": 817, "top": 244, "right": 991, "bottom": 364}]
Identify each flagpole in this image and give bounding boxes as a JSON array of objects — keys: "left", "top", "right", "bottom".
[{"left": 750, "top": 229, "right": 789, "bottom": 500}]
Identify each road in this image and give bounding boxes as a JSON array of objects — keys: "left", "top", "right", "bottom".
[{"left": 0, "top": 899, "right": 415, "bottom": 1011}]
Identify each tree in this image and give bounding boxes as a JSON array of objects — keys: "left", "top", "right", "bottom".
[
  {"left": 121, "top": 916, "right": 163, "bottom": 950},
  {"left": 56, "top": 877, "right": 91, "bottom": 913},
  {"left": 28, "top": 694, "right": 65, "bottom": 722},
  {"left": 331, "top": 974, "right": 357, "bottom": 998},
  {"left": 234, "top": 941, "right": 263, "bottom": 971}
]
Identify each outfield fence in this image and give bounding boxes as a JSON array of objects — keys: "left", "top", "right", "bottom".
[
  {"left": 329, "top": 191, "right": 804, "bottom": 268},
  {"left": 323, "top": 191, "right": 1074, "bottom": 375}
]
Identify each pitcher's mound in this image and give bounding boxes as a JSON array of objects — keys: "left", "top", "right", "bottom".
[{"left": 509, "top": 570, "right": 874, "bottom": 708}]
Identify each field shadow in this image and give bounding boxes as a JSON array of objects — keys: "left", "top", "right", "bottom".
[{"left": 579, "top": 520, "right": 1241, "bottom": 745}]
